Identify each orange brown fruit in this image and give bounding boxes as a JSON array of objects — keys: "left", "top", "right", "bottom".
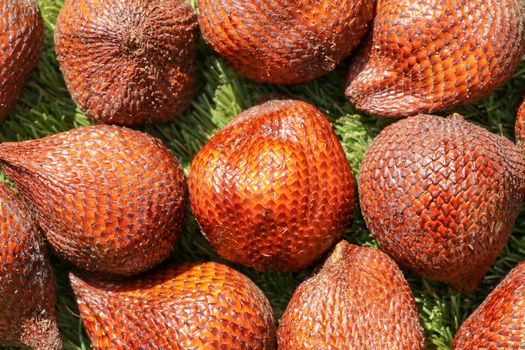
[
  {"left": 70, "top": 262, "right": 276, "bottom": 349},
  {"left": 55, "top": 0, "right": 198, "bottom": 125},
  {"left": 198, "top": 0, "right": 374, "bottom": 85},
  {"left": 278, "top": 240, "right": 425, "bottom": 349},
  {"left": 0, "top": 0, "right": 44, "bottom": 120},
  {"left": 453, "top": 261, "right": 525, "bottom": 349},
  {"left": 359, "top": 114, "right": 525, "bottom": 293},
  {"left": 346, "top": 0, "right": 525, "bottom": 118},
  {"left": 0, "top": 125, "right": 187, "bottom": 276},
  {"left": 0, "top": 183, "right": 61, "bottom": 350},
  {"left": 189, "top": 99, "right": 355, "bottom": 271}
]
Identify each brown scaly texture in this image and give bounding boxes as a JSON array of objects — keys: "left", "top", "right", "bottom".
[
  {"left": 198, "top": 0, "right": 374, "bottom": 85},
  {"left": 359, "top": 114, "right": 525, "bottom": 293},
  {"left": 345, "top": 0, "right": 525, "bottom": 118},
  {"left": 0, "top": 125, "right": 187, "bottom": 276},
  {"left": 278, "top": 240, "right": 425, "bottom": 349},
  {"left": 0, "top": 184, "right": 61, "bottom": 350},
  {"left": 70, "top": 262, "right": 276, "bottom": 349},
  {"left": 189, "top": 99, "right": 355, "bottom": 271},
  {"left": 453, "top": 261, "right": 525, "bottom": 349},
  {"left": 0, "top": 0, "right": 44, "bottom": 120},
  {"left": 55, "top": 0, "right": 198, "bottom": 125}
]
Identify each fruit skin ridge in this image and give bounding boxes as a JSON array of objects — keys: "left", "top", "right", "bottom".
[
  {"left": 278, "top": 240, "right": 425, "bottom": 349},
  {"left": 55, "top": 0, "right": 199, "bottom": 125},
  {"left": 346, "top": 0, "right": 525, "bottom": 118},
  {"left": 0, "top": 125, "right": 187, "bottom": 276},
  {"left": 189, "top": 99, "right": 355, "bottom": 272},
  {"left": 70, "top": 262, "right": 276, "bottom": 350},
  {"left": 0, "top": 0, "right": 44, "bottom": 120},
  {"left": 359, "top": 114, "right": 525, "bottom": 293},
  {"left": 0, "top": 183, "right": 61, "bottom": 350},
  {"left": 198, "top": 0, "right": 374, "bottom": 85},
  {"left": 453, "top": 260, "right": 525, "bottom": 349}
]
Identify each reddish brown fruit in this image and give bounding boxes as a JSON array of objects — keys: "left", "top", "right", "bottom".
[
  {"left": 453, "top": 261, "right": 525, "bottom": 349},
  {"left": 0, "top": 125, "right": 187, "bottom": 276},
  {"left": 278, "top": 240, "right": 425, "bottom": 349},
  {"left": 0, "top": 0, "right": 44, "bottom": 120},
  {"left": 198, "top": 0, "right": 374, "bottom": 85},
  {"left": 70, "top": 262, "right": 276, "bottom": 349},
  {"left": 359, "top": 114, "right": 525, "bottom": 293},
  {"left": 516, "top": 96, "right": 525, "bottom": 144},
  {"left": 189, "top": 99, "right": 355, "bottom": 271},
  {"left": 0, "top": 183, "right": 61, "bottom": 350},
  {"left": 346, "top": 0, "right": 525, "bottom": 118},
  {"left": 55, "top": 0, "right": 198, "bottom": 125}
]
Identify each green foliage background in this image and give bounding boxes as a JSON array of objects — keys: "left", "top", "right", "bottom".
[{"left": 1, "top": 1, "right": 525, "bottom": 349}]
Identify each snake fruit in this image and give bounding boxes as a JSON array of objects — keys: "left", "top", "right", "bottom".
[
  {"left": 189, "top": 99, "right": 355, "bottom": 271},
  {"left": 346, "top": 0, "right": 525, "bottom": 118},
  {"left": 55, "top": 0, "right": 198, "bottom": 125},
  {"left": 0, "top": 125, "right": 187, "bottom": 276},
  {"left": 359, "top": 114, "right": 525, "bottom": 292}
]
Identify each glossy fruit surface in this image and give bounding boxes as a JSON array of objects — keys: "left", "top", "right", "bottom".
[
  {"left": 359, "top": 114, "right": 525, "bottom": 292},
  {"left": 198, "top": 0, "right": 374, "bottom": 84},
  {"left": 453, "top": 261, "right": 525, "bottom": 349},
  {"left": 346, "top": 0, "right": 525, "bottom": 118},
  {"left": 0, "top": 125, "right": 187, "bottom": 276},
  {"left": 278, "top": 240, "right": 425, "bottom": 349},
  {"left": 0, "top": 0, "right": 44, "bottom": 120},
  {"left": 70, "top": 262, "right": 276, "bottom": 349},
  {"left": 189, "top": 99, "right": 355, "bottom": 271},
  {"left": 0, "top": 183, "right": 61, "bottom": 350},
  {"left": 55, "top": 0, "right": 198, "bottom": 125}
]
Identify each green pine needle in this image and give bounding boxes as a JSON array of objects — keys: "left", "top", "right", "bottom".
[{"left": 1, "top": 1, "right": 525, "bottom": 349}]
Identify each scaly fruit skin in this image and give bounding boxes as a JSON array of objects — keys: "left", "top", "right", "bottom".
[
  {"left": 345, "top": 0, "right": 525, "bottom": 118},
  {"left": 198, "top": 0, "right": 374, "bottom": 85},
  {"left": 0, "top": 0, "right": 44, "bottom": 120},
  {"left": 453, "top": 261, "right": 525, "bottom": 349},
  {"left": 189, "top": 99, "right": 355, "bottom": 271},
  {"left": 0, "top": 125, "right": 187, "bottom": 276},
  {"left": 278, "top": 240, "right": 425, "bottom": 349},
  {"left": 0, "top": 184, "right": 61, "bottom": 350},
  {"left": 516, "top": 96, "right": 525, "bottom": 143},
  {"left": 55, "top": 0, "right": 198, "bottom": 125},
  {"left": 359, "top": 114, "right": 525, "bottom": 293},
  {"left": 70, "top": 262, "right": 276, "bottom": 350}
]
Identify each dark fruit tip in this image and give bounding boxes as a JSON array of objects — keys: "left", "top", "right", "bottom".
[{"left": 20, "top": 314, "right": 63, "bottom": 350}]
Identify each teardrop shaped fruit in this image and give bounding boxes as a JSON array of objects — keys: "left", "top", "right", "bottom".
[
  {"left": 359, "top": 114, "right": 525, "bottom": 293},
  {"left": 70, "top": 262, "right": 276, "bottom": 349},
  {"left": 198, "top": 0, "right": 374, "bottom": 85},
  {"left": 189, "top": 99, "right": 356, "bottom": 271},
  {"left": 345, "top": 0, "right": 525, "bottom": 118},
  {"left": 55, "top": 0, "right": 198, "bottom": 125},
  {"left": 0, "top": 125, "right": 187, "bottom": 276},
  {"left": 0, "top": 0, "right": 44, "bottom": 120},
  {"left": 0, "top": 183, "right": 61, "bottom": 350},
  {"left": 453, "top": 261, "right": 525, "bottom": 349},
  {"left": 278, "top": 240, "right": 425, "bottom": 349}
]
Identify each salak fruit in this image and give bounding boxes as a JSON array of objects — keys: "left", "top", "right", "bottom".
[
  {"left": 198, "top": 0, "right": 374, "bottom": 84},
  {"left": 0, "top": 183, "right": 61, "bottom": 350},
  {"left": 0, "top": 0, "right": 44, "bottom": 120},
  {"left": 70, "top": 262, "right": 276, "bottom": 349},
  {"left": 359, "top": 114, "right": 525, "bottom": 293},
  {"left": 346, "top": 0, "right": 525, "bottom": 117},
  {"left": 278, "top": 240, "right": 425, "bottom": 349},
  {"left": 189, "top": 99, "right": 355, "bottom": 271},
  {"left": 0, "top": 125, "right": 187, "bottom": 276},
  {"left": 453, "top": 261, "right": 525, "bottom": 349},
  {"left": 55, "top": 0, "right": 198, "bottom": 125}
]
